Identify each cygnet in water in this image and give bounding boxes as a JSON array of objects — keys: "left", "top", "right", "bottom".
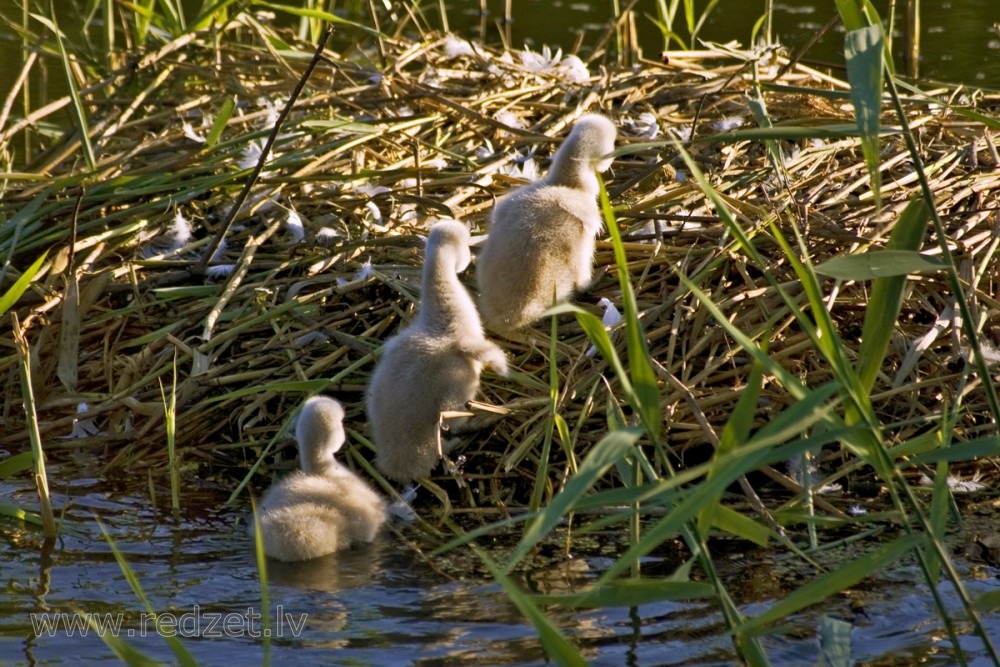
[
  {"left": 253, "top": 396, "right": 386, "bottom": 562},
  {"left": 476, "top": 113, "right": 617, "bottom": 334},
  {"left": 366, "top": 220, "right": 508, "bottom": 482}
]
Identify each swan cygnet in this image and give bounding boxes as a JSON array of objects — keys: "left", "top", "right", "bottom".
[
  {"left": 253, "top": 396, "right": 386, "bottom": 562},
  {"left": 366, "top": 220, "right": 509, "bottom": 482},
  {"left": 476, "top": 113, "right": 617, "bottom": 334}
]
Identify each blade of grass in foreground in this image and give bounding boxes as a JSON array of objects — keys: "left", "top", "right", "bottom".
[
  {"left": 0, "top": 451, "right": 33, "bottom": 478},
  {"left": 844, "top": 24, "right": 885, "bottom": 209},
  {"left": 477, "top": 547, "right": 587, "bottom": 667},
  {"left": 0, "top": 250, "right": 48, "bottom": 316},
  {"left": 528, "top": 311, "right": 560, "bottom": 513},
  {"left": 158, "top": 353, "right": 180, "bottom": 513},
  {"left": 506, "top": 428, "right": 642, "bottom": 572},
  {"left": 814, "top": 248, "right": 942, "bottom": 280},
  {"left": 534, "top": 578, "right": 714, "bottom": 608},
  {"left": 836, "top": 197, "right": 930, "bottom": 393},
  {"left": 737, "top": 533, "right": 924, "bottom": 635},
  {"left": 256, "top": 2, "right": 386, "bottom": 37},
  {"left": 250, "top": 497, "right": 272, "bottom": 667},
  {"left": 88, "top": 617, "right": 163, "bottom": 667},
  {"left": 96, "top": 519, "right": 199, "bottom": 667},
  {"left": 13, "top": 315, "right": 56, "bottom": 540},
  {"left": 205, "top": 96, "right": 235, "bottom": 149},
  {"left": 597, "top": 174, "right": 661, "bottom": 443},
  {"left": 696, "top": 356, "right": 763, "bottom": 539},
  {"left": 48, "top": 2, "right": 96, "bottom": 171}
]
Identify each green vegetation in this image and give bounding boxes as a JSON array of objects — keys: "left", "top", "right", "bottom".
[{"left": 1, "top": 0, "right": 998, "bottom": 665}]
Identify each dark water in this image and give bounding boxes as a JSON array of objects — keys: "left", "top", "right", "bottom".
[
  {"left": 3, "top": 471, "right": 1000, "bottom": 665},
  {"left": 0, "top": 0, "right": 999, "bottom": 108},
  {"left": 465, "top": 0, "right": 1000, "bottom": 87}
]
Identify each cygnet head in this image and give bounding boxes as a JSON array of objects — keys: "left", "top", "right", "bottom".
[
  {"left": 426, "top": 219, "right": 472, "bottom": 273},
  {"left": 545, "top": 114, "right": 617, "bottom": 193},
  {"left": 295, "top": 396, "right": 346, "bottom": 475}
]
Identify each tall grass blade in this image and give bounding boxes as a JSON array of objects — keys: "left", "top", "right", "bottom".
[
  {"left": 133, "top": 0, "right": 156, "bottom": 47},
  {"left": 49, "top": 2, "right": 96, "bottom": 171},
  {"left": 0, "top": 250, "right": 48, "bottom": 316},
  {"left": 190, "top": 0, "right": 240, "bottom": 31},
  {"left": 528, "top": 312, "right": 560, "bottom": 512},
  {"left": 833, "top": 0, "right": 866, "bottom": 31},
  {"left": 737, "top": 533, "right": 924, "bottom": 634},
  {"left": 205, "top": 97, "right": 235, "bottom": 149},
  {"left": 854, "top": 198, "right": 930, "bottom": 392},
  {"left": 102, "top": 0, "right": 114, "bottom": 68},
  {"left": 710, "top": 505, "right": 771, "bottom": 547},
  {"left": 973, "top": 590, "right": 1000, "bottom": 612},
  {"left": 0, "top": 503, "right": 42, "bottom": 524},
  {"left": 88, "top": 617, "right": 163, "bottom": 667},
  {"left": 507, "top": 428, "right": 642, "bottom": 571},
  {"left": 689, "top": 0, "right": 721, "bottom": 45},
  {"left": 697, "top": 358, "right": 762, "bottom": 538},
  {"left": 815, "top": 249, "right": 942, "bottom": 280},
  {"left": 155, "top": 0, "right": 186, "bottom": 34},
  {"left": 250, "top": 497, "right": 272, "bottom": 666},
  {"left": 598, "top": 175, "right": 660, "bottom": 442},
  {"left": 256, "top": 2, "right": 386, "bottom": 37},
  {"left": 479, "top": 547, "right": 588, "bottom": 667},
  {"left": 0, "top": 451, "right": 34, "bottom": 478},
  {"left": 96, "top": 519, "right": 199, "bottom": 667},
  {"left": 13, "top": 315, "right": 56, "bottom": 540},
  {"left": 908, "top": 435, "right": 1000, "bottom": 464},
  {"left": 158, "top": 353, "right": 180, "bottom": 513},
  {"left": 844, "top": 25, "right": 885, "bottom": 209},
  {"left": 923, "top": 460, "right": 951, "bottom": 585},
  {"left": 535, "top": 579, "right": 713, "bottom": 608}
]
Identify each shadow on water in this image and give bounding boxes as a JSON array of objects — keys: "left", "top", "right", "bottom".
[{"left": 2, "top": 465, "right": 1000, "bottom": 665}]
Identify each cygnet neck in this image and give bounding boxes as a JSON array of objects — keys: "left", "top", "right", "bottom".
[
  {"left": 415, "top": 242, "right": 478, "bottom": 336},
  {"left": 297, "top": 421, "right": 344, "bottom": 476},
  {"left": 543, "top": 147, "right": 600, "bottom": 196},
  {"left": 300, "top": 438, "right": 344, "bottom": 477}
]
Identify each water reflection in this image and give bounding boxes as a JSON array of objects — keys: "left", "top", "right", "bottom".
[{"left": 267, "top": 545, "right": 381, "bottom": 593}]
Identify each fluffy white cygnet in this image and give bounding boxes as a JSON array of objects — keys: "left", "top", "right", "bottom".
[
  {"left": 253, "top": 396, "right": 386, "bottom": 562},
  {"left": 366, "top": 220, "right": 508, "bottom": 482},
  {"left": 476, "top": 113, "right": 617, "bottom": 334}
]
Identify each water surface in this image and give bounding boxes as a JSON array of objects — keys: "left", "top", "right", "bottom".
[{"left": 3, "top": 470, "right": 1000, "bottom": 665}]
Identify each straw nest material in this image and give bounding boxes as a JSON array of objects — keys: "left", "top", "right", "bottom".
[{"left": 1, "top": 18, "right": 998, "bottom": 522}]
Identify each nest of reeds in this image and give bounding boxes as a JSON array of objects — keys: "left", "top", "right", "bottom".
[{"left": 1, "top": 15, "right": 998, "bottom": 527}]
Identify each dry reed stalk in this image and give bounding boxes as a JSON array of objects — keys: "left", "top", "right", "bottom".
[{"left": 0, "top": 17, "right": 997, "bottom": 535}]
